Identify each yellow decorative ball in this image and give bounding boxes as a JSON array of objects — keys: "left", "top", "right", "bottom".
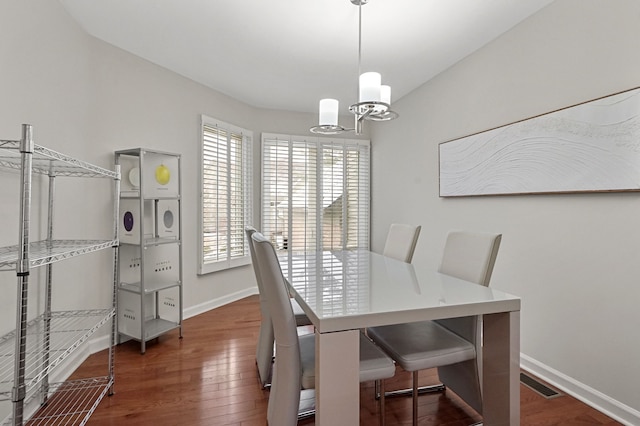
[{"left": 155, "top": 164, "right": 171, "bottom": 185}]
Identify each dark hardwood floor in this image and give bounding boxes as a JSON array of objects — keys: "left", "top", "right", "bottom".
[{"left": 75, "top": 295, "right": 620, "bottom": 425}]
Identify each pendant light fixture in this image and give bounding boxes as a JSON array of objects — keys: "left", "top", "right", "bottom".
[{"left": 310, "top": 0, "right": 399, "bottom": 135}]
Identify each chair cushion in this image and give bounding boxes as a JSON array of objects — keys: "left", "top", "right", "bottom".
[
  {"left": 299, "top": 332, "right": 396, "bottom": 389},
  {"left": 367, "top": 320, "right": 475, "bottom": 372},
  {"left": 358, "top": 334, "right": 396, "bottom": 382}
]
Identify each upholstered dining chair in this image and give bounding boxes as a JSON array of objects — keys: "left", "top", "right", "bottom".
[
  {"left": 245, "top": 226, "right": 312, "bottom": 388},
  {"left": 373, "top": 223, "right": 422, "bottom": 398},
  {"left": 251, "top": 231, "right": 396, "bottom": 426},
  {"left": 367, "top": 230, "right": 502, "bottom": 426},
  {"left": 382, "top": 223, "right": 422, "bottom": 263}
]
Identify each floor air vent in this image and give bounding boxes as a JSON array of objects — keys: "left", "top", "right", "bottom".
[{"left": 520, "top": 372, "right": 562, "bottom": 399}]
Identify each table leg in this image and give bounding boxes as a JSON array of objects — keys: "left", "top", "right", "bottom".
[
  {"left": 315, "top": 329, "right": 360, "bottom": 426},
  {"left": 483, "top": 311, "right": 520, "bottom": 425}
]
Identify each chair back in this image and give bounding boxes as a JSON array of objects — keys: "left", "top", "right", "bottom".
[
  {"left": 246, "top": 226, "right": 263, "bottom": 290},
  {"left": 245, "top": 226, "right": 275, "bottom": 386},
  {"left": 436, "top": 230, "right": 502, "bottom": 415},
  {"left": 436, "top": 231, "right": 502, "bottom": 342},
  {"left": 382, "top": 223, "right": 422, "bottom": 263},
  {"left": 251, "top": 231, "right": 302, "bottom": 426},
  {"left": 438, "top": 231, "right": 502, "bottom": 287}
]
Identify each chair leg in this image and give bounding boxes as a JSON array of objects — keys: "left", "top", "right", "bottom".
[
  {"left": 378, "top": 380, "right": 385, "bottom": 426},
  {"left": 412, "top": 371, "right": 418, "bottom": 426}
]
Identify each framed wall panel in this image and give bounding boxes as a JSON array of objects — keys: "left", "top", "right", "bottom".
[{"left": 439, "top": 87, "right": 640, "bottom": 197}]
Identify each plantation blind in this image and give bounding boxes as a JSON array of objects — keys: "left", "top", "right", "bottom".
[
  {"left": 261, "top": 133, "right": 371, "bottom": 316},
  {"left": 199, "top": 116, "right": 253, "bottom": 274},
  {"left": 261, "top": 133, "right": 370, "bottom": 251}
]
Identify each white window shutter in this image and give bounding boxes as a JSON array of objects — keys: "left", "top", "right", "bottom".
[
  {"left": 200, "top": 116, "right": 253, "bottom": 274},
  {"left": 261, "top": 133, "right": 370, "bottom": 253}
]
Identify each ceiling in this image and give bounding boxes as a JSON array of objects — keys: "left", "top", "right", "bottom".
[{"left": 59, "top": 0, "right": 554, "bottom": 116}]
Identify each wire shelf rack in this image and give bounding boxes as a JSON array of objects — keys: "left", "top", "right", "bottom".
[
  {"left": 0, "top": 309, "right": 115, "bottom": 402},
  {"left": 2, "top": 125, "right": 118, "bottom": 425}
]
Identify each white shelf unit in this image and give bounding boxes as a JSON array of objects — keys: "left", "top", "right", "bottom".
[
  {"left": 114, "top": 148, "right": 183, "bottom": 354},
  {"left": 0, "top": 125, "right": 119, "bottom": 426}
]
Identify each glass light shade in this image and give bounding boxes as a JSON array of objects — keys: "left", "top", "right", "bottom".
[
  {"left": 359, "top": 72, "right": 381, "bottom": 103},
  {"left": 380, "top": 85, "right": 391, "bottom": 105},
  {"left": 319, "top": 98, "right": 339, "bottom": 126}
]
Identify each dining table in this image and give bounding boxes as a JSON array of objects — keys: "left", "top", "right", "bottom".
[{"left": 278, "top": 248, "right": 521, "bottom": 426}]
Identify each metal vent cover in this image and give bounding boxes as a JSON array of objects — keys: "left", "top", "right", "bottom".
[{"left": 520, "top": 372, "right": 562, "bottom": 399}]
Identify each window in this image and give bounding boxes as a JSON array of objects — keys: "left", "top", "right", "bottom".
[
  {"left": 199, "top": 116, "right": 252, "bottom": 274},
  {"left": 261, "top": 133, "right": 370, "bottom": 253}
]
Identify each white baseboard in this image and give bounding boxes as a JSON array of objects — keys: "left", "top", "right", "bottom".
[
  {"left": 89, "top": 333, "right": 113, "bottom": 355},
  {"left": 183, "top": 286, "right": 259, "bottom": 320},
  {"left": 65, "top": 286, "right": 259, "bottom": 362},
  {"left": 520, "top": 353, "right": 640, "bottom": 426},
  {"left": 86, "top": 287, "right": 259, "bottom": 354}
]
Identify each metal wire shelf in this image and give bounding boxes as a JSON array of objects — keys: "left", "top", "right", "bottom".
[
  {"left": 0, "top": 240, "right": 118, "bottom": 271},
  {"left": 0, "top": 376, "right": 113, "bottom": 426},
  {"left": 0, "top": 141, "right": 119, "bottom": 179},
  {"left": 0, "top": 309, "right": 115, "bottom": 402}
]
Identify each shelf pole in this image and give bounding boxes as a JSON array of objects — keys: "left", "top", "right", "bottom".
[
  {"left": 39, "top": 161, "right": 56, "bottom": 406},
  {"left": 13, "top": 124, "right": 34, "bottom": 425},
  {"left": 109, "top": 164, "right": 121, "bottom": 394},
  {"left": 177, "top": 154, "right": 183, "bottom": 339},
  {"left": 139, "top": 153, "right": 146, "bottom": 354}
]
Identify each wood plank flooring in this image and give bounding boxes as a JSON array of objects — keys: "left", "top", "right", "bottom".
[{"left": 75, "top": 295, "right": 621, "bottom": 425}]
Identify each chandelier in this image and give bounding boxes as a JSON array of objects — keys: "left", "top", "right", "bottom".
[{"left": 310, "top": 0, "right": 399, "bottom": 135}]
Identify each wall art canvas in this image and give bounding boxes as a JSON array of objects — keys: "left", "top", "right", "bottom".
[{"left": 439, "top": 87, "right": 640, "bottom": 196}]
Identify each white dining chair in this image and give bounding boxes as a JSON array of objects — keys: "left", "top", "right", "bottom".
[
  {"left": 368, "top": 230, "right": 502, "bottom": 425},
  {"left": 251, "top": 231, "right": 396, "bottom": 426},
  {"left": 245, "top": 226, "right": 312, "bottom": 388},
  {"left": 372, "top": 223, "right": 422, "bottom": 398},
  {"left": 382, "top": 223, "right": 421, "bottom": 263}
]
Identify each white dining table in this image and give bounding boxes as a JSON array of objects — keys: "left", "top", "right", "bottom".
[{"left": 278, "top": 249, "right": 521, "bottom": 426}]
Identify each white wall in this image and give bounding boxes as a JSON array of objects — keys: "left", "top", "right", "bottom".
[
  {"left": 370, "top": 0, "right": 640, "bottom": 423},
  {"left": 0, "top": 0, "right": 323, "bottom": 342}
]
